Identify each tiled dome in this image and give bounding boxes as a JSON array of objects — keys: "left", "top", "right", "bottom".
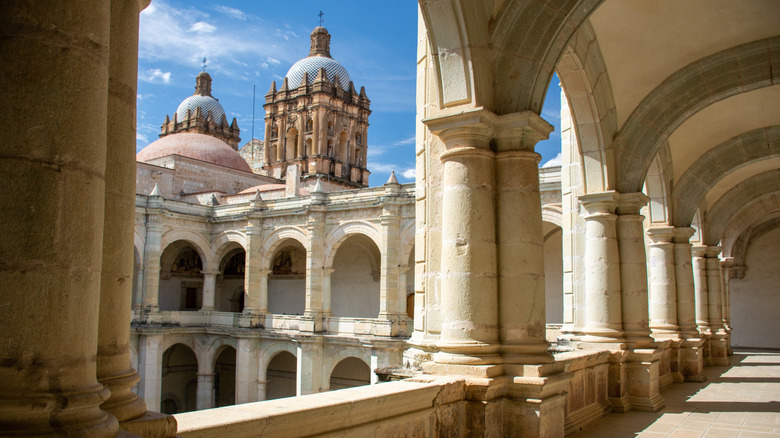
[
  {"left": 137, "top": 133, "right": 252, "bottom": 172},
  {"left": 285, "top": 56, "right": 351, "bottom": 89},
  {"left": 176, "top": 95, "right": 226, "bottom": 125}
]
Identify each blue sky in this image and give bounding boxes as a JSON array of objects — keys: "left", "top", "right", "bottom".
[{"left": 136, "top": 1, "right": 562, "bottom": 186}]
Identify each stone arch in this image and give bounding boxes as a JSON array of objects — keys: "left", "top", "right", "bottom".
[
  {"left": 615, "top": 36, "right": 780, "bottom": 193},
  {"left": 257, "top": 341, "right": 298, "bottom": 380},
  {"left": 259, "top": 342, "right": 298, "bottom": 400},
  {"left": 541, "top": 204, "right": 563, "bottom": 228},
  {"left": 556, "top": 22, "right": 618, "bottom": 194},
  {"left": 329, "top": 232, "right": 382, "bottom": 318},
  {"left": 324, "top": 348, "right": 372, "bottom": 386},
  {"left": 674, "top": 125, "right": 780, "bottom": 226},
  {"left": 206, "top": 337, "right": 238, "bottom": 372},
  {"left": 159, "top": 238, "right": 207, "bottom": 311},
  {"left": 160, "top": 229, "right": 212, "bottom": 271},
  {"left": 134, "top": 230, "right": 145, "bottom": 258},
  {"left": 542, "top": 219, "right": 564, "bottom": 325},
  {"left": 399, "top": 222, "right": 416, "bottom": 266},
  {"left": 643, "top": 150, "right": 672, "bottom": 225},
  {"left": 704, "top": 170, "right": 780, "bottom": 245},
  {"left": 324, "top": 221, "right": 381, "bottom": 268},
  {"left": 212, "top": 344, "right": 236, "bottom": 408},
  {"left": 259, "top": 227, "right": 309, "bottom": 269},
  {"left": 266, "top": 237, "right": 306, "bottom": 315},
  {"left": 329, "top": 357, "right": 371, "bottom": 391},
  {"left": 211, "top": 231, "right": 247, "bottom": 264},
  {"left": 161, "top": 334, "right": 207, "bottom": 366},
  {"left": 730, "top": 215, "right": 780, "bottom": 266},
  {"left": 285, "top": 127, "right": 298, "bottom": 161}
]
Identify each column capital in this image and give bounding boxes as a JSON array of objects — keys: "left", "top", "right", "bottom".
[
  {"left": 731, "top": 265, "right": 746, "bottom": 279},
  {"left": 200, "top": 270, "right": 220, "bottom": 277},
  {"left": 422, "top": 108, "right": 495, "bottom": 150},
  {"left": 646, "top": 226, "right": 675, "bottom": 244},
  {"left": 491, "top": 110, "right": 553, "bottom": 152},
  {"left": 672, "top": 227, "right": 695, "bottom": 243},
  {"left": 322, "top": 267, "right": 335, "bottom": 276},
  {"left": 691, "top": 245, "right": 707, "bottom": 257},
  {"left": 579, "top": 191, "right": 618, "bottom": 216},
  {"left": 705, "top": 245, "right": 722, "bottom": 258},
  {"left": 616, "top": 192, "right": 649, "bottom": 215}
]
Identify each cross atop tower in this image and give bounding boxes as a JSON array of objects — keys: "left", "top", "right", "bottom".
[
  {"left": 318, "top": 11, "right": 324, "bottom": 27},
  {"left": 201, "top": 57, "right": 207, "bottom": 72}
]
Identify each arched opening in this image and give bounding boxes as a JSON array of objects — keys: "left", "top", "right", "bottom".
[
  {"left": 285, "top": 127, "right": 298, "bottom": 161},
  {"left": 268, "top": 240, "right": 306, "bottom": 315},
  {"left": 214, "top": 347, "right": 236, "bottom": 408},
  {"left": 338, "top": 131, "right": 348, "bottom": 163},
  {"left": 329, "top": 357, "right": 370, "bottom": 390},
  {"left": 159, "top": 241, "right": 204, "bottom": 311},
  {"left": 161, "top": 344, "right": 198, "bottom": 414},
  {"left": 271, "top": 124, "right": 278, "bottom": 138},
  {"left": 216, "top": 247, "right": 245, "bottom": 312},
  {"left": 305, "top": 138, "right": 313, "bottom": 157},
  {"left": 354, "top": 148, "right": 362, "bottom": 167},
  {"left": 306, "top": 118, "right": 313, "bottom": 132},
  {"left": 331, "top": 234, "right": 380, "bottom": 318},
  {"left": 543, "top": 222, "right": 563, "bottom": 325},
  {"left": 266, "top": 351, "right": 297, "bottom": 400}
]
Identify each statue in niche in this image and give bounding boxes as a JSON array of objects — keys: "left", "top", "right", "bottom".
[{"left": 171, "top": 248, "right": 202, "bottom": 274}]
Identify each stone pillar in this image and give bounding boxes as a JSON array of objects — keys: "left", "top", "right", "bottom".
[
  {"left": 720, "top": 257, "right": 734, "bottom": 355},
  {"left": 196, "top": 373, "right": 215, "bottom": 411},
  {"left": 322, "top": 268, "right": 335, "bottom": 315},
  {"left": 646, "top": 226, "right": 680, "bottom": 339},
  {"left": 616, "top": 193, "right": 653, "bottom": 348},
  {"left": 263, "top": 123, "right": 272, "bottom": 166},
  {"left": 423, "top": 111, "right": 500, "bottom": 370},
  {"left": 691, "top": 245, "right": 711, "bottom": 364},
  {"left": 241, "top": 214, "right": 265, "bottom": 327},
  {"left": 297, "top": 117, "right": 306, "bottom": 159},
  {"left": 379, "top": 205, "right": 403, "bottom": 319},
  {"left": 134, "top": 265, "right": 146, "bottom": 309},
  {"left": 137, "top": 332, "right": 164, "bottom": 413},
  {"left": 304, "top": 207, "right": 326, "bottom": 331},
  {"left": 579, "top": 192, "right": 624, "bottom": 344},
  {"left": 705, "top": 246, "right": 728, "bottom": 365},
  {"left": 236, "top": 335, "right": 260, "bottom": 403},
  {"left": 312, "top": 108, "right": 320, "bottom": 156},
  {"left": 297, "top": 340, "right": 324, "bottom": 395},
  {"left": 672, "top": 228, "right": 705, "bottom": 381},
  {"left": 201, "top": 271, "right": 218, "bottom": 310},
  {"left": 278, "top": 117, "right": 287, "bottom": 162},
  {"left": 492, "top": 111, "right": 554, "bottom": 367},
  {"left": 0, "top": 1, "right": 117, "bottom": 434},
  {"left": 143, "top": 213, "right": 164, "bottom": 312}
]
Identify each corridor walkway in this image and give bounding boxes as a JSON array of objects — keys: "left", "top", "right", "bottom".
[{"left": 571, "top": 350, "right": 780, "bottom": 438}]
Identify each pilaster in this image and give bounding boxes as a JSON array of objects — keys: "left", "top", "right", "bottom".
[
  {"left": 297, "top": 339, "right": 324, "bottom": 395},
  {"left": 143, "top": 203, "right": 165, "bottom": 313},
  {"left": 235, "top": 334, "right": 260, "bottom": 404},
  {"left": 201, "top": 270, "right": 219, "bottom": 310},
  {"left": 303, "top": 206, "right": 326, "bottom": 332},
  {"left": 240, "top": 214, "right": 265, "bottom": 327},
  {"left": 196, "top": 373, "right": 215, "bottom": 411},
  {"left": 378, "top": 184, "right": 405, "bottom": 325}
]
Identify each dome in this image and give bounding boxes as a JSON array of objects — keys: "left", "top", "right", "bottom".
[
  {"left": 285, "top": 56, "right": 351, "bottom": 89},
  {"left": 176, "top": 94, "right": 226, "bottom": 125},
  {"left": 137, "top": 133, "right": 252, "bottom": 172}
]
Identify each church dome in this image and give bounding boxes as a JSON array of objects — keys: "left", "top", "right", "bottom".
[
  {"left": 285, "top": 26, "right": 351, "bottom": 89},
  {"left": 137, "top": 133, "right": 252, "bottom": 172},
  {"left": 175, "top": 71, "right": 227, "bottom": 125}
]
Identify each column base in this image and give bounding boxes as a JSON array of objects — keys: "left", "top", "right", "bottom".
[
  {"left": 119, "top": 410, "right": 177, "bottom": 438},
  {"left": 626, "top": 348, "right": 665, "bottom": 412},
  {"left": 680, "top": 337, "right": 706, "bottom": 382},
  {"left": 709, "top": 332, "right": 730, "bottom": 366},
  {"left": 238, "top": 310, "right": 265, "bottom": 328}
]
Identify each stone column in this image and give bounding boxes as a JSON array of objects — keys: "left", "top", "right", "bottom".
[
  {"left": 134, "top": 264, "right": 146, "bottom": 309},
  {"left": 196, "top": 373, "right": 215, "bottom": 411},
  {"left": 278, "top": 117, "right": 287, "bottom": 162},
  {"left": 616, "top": 193, "right": 653, "bottom": 348},
  {"left": 236, "top": 335, "right": 260, "bottom": 403},
  {"left": 241, "top": 214, "right": 265, "bottom": 327},
  {"left": 720, "top": 257, "right": 734, "bottom": 355},
  {"left": 579, "top": 192, "right": 624, "bottom": 344},
  {"left": 143, "top": 211, "right": 165, "bottom": 312},
  {"left": 423, "top": 111, "right": 500, "bottom": 370},
  {"left": 646, "top": 226, "right": 680, "bottom": 339},
  {"left": 297, "top": 340, "right": 324, "bottom": 395},
  {"left": 312, "top": 108, "right": 320, "bottom": 156},
  {"left": 705, "top": 246, "right": 728, "bottom": 365},
  {"left": 96, "top": 0, "right": 152, "bottom": 425},
  {"left": 672, "top": 228, "right": 705, "bottom": 381},
  {"left": 201, "top": 271, "right": 218, "bottom": 310},
  {"left": 492, "top": 111, "right": 554, "bottom": 366},
  {"left": 691, "top": 246, "right": 710, "bottom": 334},
  {"left": 0, "top": 1, "right": 117, "bottom": 434}
]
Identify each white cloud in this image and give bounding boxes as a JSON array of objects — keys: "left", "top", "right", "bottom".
[
  {"left": 189, "top": 21, "right": 216, "bottom": 33},
  {"left": 213, "top": 5, "right": 247, "bottom": 20},
  {"left": 136, "top": 132, "right": 149, "bottom": 143},
  {"left": 402, "top": 168, "right": 416, "bottom": 179},
  {"left": 142, "top": 68, "right": 171, "bottom": 83},
  {"left": 542, "top": 107, "right": 561, "bottom": 123},
  {"left": 542, "top": 152, "right": 562, "bottom": 168},
  {"left": 394, "top": 136, "right": 415, "bottom": 145}
]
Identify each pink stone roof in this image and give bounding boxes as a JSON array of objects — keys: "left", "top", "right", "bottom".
[{"left": 137, "top": 133, "right": 252, "bottom": 173}]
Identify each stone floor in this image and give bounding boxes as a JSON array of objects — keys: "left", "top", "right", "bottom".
[{"left": 571, "top": 350, "right": 780, "bottom": 438}]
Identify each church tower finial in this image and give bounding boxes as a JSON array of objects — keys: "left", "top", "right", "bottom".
[
  {"left": 195, "top": 71, "right": 213, "bottom": 97},
  {"left": 309, "top": 26, "right": 331, "bottom": 58}
]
